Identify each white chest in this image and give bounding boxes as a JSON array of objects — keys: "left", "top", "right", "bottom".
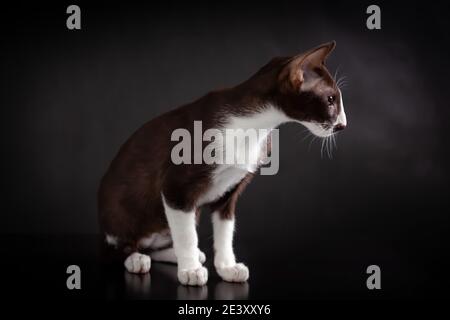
[
  {"left": 198, "top": 165, "right": 249, "bottom": 206},
  {"left": 197, "top": 106, "right": 289, "bottom": 206}
]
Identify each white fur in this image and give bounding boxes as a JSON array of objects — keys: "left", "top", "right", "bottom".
[
  {"left": 177, "top": 267, "right": 208, "bottom": 286},
  {"left": 337, "top": 89, "right": 347, "bottom": 127},
  {"left": 150, "top": 247, "right": 206, "bottom": 264},
  {"left": 162, "top": 195, "right": 208, "bottom": 286},
  {"left": 300, "top": 120, "right": 332, "bottom": 137},
  {"left": 212, "top": 211, "right": 249, "bottom": 282},
  {"left": 150, "top": 247, "right": 177, "bottom": 263},
  {"left": 107, "top": 231, "right": 172, "bottom": 251},
  {"left": 138, "top": 234, "right": 156, "bottom": 248},
  {"left": 124, "top": 252, "right": 151, "bottom": 274},
  {"left": 217, "top": 263, "right": 249, "bottom": 282},
  {"left": 199, "top": 106, "right": 289, "bottom": 207},
  {"left": 105, "top": 234, "right": 118, "bottom": 247},
  {"left": 138, "top": 231, "right": 172, "bottom": 249},
  {"left": 198, "top": 166, "right": 248, "bottom": 206},
  {"left": 222, "top": 106, "right": 289, "bottom": 172},
  {"left": 212, "top": 212, "right": 236, "bottom": 267}
]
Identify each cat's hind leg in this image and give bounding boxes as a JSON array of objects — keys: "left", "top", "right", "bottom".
[
  {"left": 124, "top": 252, "right": 151, "bottom": 274},
  {"left": 138, "top": 231, "right": 173, "bottom": 250},
  {"left": 150, "top": 247, "right": 206, "bottom": 264},
  {"left": 102, "top": 233, "right": 152, "bottom": 274},
  {"left": 150, "top": 247, "right": 177, "bottom": 263},
  {"left": 139, "top": 231, "right": 206, "bottom": 264}
]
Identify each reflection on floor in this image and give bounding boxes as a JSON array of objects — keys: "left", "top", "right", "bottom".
[
  {"left": 122, "top": 263, "right": 249, "bottom": 300},
  {"left": 0, "top": 234, "right": 444, "bottom": 299}
]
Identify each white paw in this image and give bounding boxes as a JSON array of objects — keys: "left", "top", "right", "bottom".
[
  {"left": 198, "top": 250, "right": 206, "bottom": 264},
  {"left": 178, "top": 266, "right": 208, "bottom": 286},
  {"left": 216, "top": 263, "right": 249, "bottom": 282},
  {"left": 124, "top": 252, "right": 151, "bottom": 274}
]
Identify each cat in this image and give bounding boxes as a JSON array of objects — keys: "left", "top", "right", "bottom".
[{"left": 98, "top": 41, "right": 347, "bottom": 286}]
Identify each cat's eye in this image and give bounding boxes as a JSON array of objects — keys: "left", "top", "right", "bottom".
[{"left": 327, "top": 95, "right": 335, "bottom": 105}]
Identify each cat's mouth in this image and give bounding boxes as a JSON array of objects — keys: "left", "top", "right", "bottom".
[
  {"left": 321, "top": 123, "right": 333, "bottom": 131},
  {"left": 300, "top": 121, "right": 335, "bottom": 138},
  {"left": 317, "top": 123, "right": 335, "bottom": 137},
  {"left": 319, "top": 123, "right": 347, "bottom": 136}
]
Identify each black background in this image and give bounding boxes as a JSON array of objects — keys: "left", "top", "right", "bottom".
[{"left": 1, "top": 1, "right": 449, "bottom": 299}]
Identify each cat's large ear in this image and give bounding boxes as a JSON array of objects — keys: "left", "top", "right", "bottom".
[{"left": 280, "top": 41, "right": 336, "bottom": 92}]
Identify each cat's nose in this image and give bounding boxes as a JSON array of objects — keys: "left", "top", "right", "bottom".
[{"left": 333, "top": 123, "right": 346, "bottom": 132}]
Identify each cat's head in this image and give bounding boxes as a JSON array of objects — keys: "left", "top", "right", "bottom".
[{"left": 275, "top": 41, "right": 347, "bottom": 137}]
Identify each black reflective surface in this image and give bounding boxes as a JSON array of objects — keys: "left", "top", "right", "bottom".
[
  {"left": 1, "top": 234, "right": 447, "bottom": 300},
  {"left": 1, "top": 0, "right": 450, "bottom": 301}
]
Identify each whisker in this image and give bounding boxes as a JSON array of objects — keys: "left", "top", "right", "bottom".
[
  {"left": 333, "top": 65, "right": 341, "bottom": 82},
  {"left": 308, "top": 135, "right": 317, "bottom": 151},
  {"left": 337, "top": 75, "right": 349, "bottom": 92},
  {"left": 320, "top": 138, "right": 325, "bottom": 158},
  {"left": 327, "top": 136, "right": 332, "bottom": 159},
  {"left": 302, "top": 131, "right": 312, "bottom": 142}
]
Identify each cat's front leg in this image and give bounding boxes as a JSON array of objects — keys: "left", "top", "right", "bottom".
[
  {"left": 212, "top": 211, "right": 249, "bottom": 282},
  {"left": 163, "top": 197, "right": 208, "bottom": 286}
]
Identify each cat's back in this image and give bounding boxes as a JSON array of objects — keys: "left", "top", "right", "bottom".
[{"left": 100, "top": 89, "right": 230, "bottom": 186}]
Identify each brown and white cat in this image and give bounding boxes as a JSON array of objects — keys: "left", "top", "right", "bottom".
[{"left": 98, "top": 41, "right": 347, "bottom": 286}]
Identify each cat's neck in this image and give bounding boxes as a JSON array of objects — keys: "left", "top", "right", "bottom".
[
  {"left": 222, "top": 75, "right": 290, "bottom": 130},
  {"left": 223, "top": 104, "right": 290, "bottom": 131}
]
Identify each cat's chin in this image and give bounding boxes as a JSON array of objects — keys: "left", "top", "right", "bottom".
[{"left": 299, "top": 121, "right": 334, "bottom": 138}]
